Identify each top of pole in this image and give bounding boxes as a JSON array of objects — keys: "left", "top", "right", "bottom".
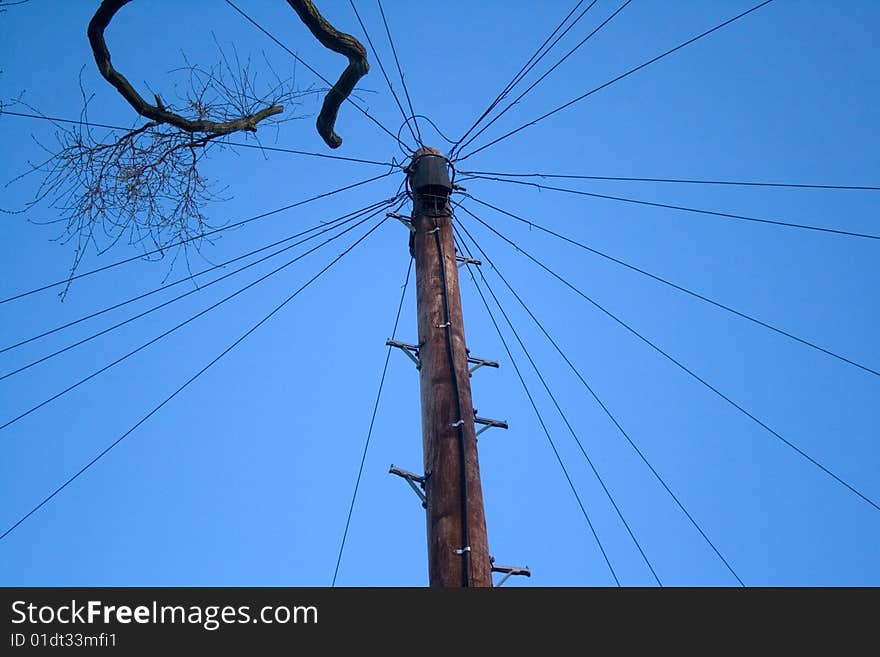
[
  {"left": 407, "top": 146, "right": 453, "bottom": 201},
  {"left": 412, "top": 145, "right": 445, "bottom": 158}
]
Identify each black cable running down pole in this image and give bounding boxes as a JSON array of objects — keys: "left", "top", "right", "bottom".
[{"left": 432, "top": 218, "right": 472, "bottom": 587}]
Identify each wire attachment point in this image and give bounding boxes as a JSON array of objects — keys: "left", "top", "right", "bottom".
[
  {"left": 386, "top": 338, "right": 421, "bottom": 370},
  {"left": 456, "top": 255, "right": 482, "bottom": 268},
  {"left": 387, "top": 211, "right": 414, "bottom": 232},
  {"left": 389, "top": 464, "right": 427, "bottom": 508},
  {"left": 491, "top": 557, "right": 531, "bottom": 586},
  {"left": 474, "top": 415, "right": 509, "bottom": 438}
]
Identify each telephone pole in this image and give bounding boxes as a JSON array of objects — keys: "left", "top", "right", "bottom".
[{"left": 407, "top": 146, "right": 492, "bottom": 587}]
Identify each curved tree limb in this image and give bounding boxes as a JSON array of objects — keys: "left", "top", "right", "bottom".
[
  {"left": 286, "top": 0, "right": 369, "bottom": 148},
  {"left": 17, "top": 2, "right": 307, "bottom": 293},
  {"left": 89, "top": 0, "right": 370, "bottom": 148},
  {"left": 87, "top": 0, "right": 283, "bottom": 135},
  {"left": 20, "top": 0, "right": 368, "bottom": 294}
]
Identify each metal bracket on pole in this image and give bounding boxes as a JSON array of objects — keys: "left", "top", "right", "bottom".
[
  {"left": 456, "top": 255, "right": 482, "bottom": 268},
  {"left": 389, "top": 465, "right": 427, "bottom": 508},
  {"left": 467, "top": 354, "right": 498, "bottom": 376},
  {"left": 490, "top": 557, "right": 531, "bottom": 587},
  {"left": 387, "top": 211, "right": 414, "bottom": 232},
  {"left": 474, "top": 415, "right": 509, "bottom": 438},
  {"left": 386, "top": 339, "right": 421, "bottom": 370},
  {"left": 387, "top": 339, "right": 498, "bottom": 378}
]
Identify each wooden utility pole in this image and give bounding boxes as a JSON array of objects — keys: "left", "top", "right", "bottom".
[{"left": 408, "top": 146, "right": 493, "bottom": 587}]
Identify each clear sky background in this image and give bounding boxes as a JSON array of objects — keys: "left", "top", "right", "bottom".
[{"left": 0, "top": 1, "right": 877, "bottom": 586}]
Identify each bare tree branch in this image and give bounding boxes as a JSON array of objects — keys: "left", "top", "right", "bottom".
[
  {"left": 88, "top": 0, "right": 284, "bottom": 135},
  {"left": 5, "top": 0, "right": 371, "bottom": 297},
  {"left": 7, "top": 38, "right": 306, "bottom": 297},
  {"left": 285, "top": 0, "right": 369, "bottom": 148}
]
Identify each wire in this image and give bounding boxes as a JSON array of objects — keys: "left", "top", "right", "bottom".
[
  {"left": 461, "top": 206, "right": 880, "bottom": 514},
  {"left": 0, "top": 205, "right": 393, "bottom": 433},
  {"left": 455, "top": 209, "right": 745, "bottom": 586},
  {"left": 0, "top": 198, "right": 395, "bottom": 356},
  {"left": 401, "top": 115, "right": 456, "bottom": 146},
  {"left": 395, "top": 115, "right": 458, "bottom": 160},
  {"left": 453, "top": 218, "right": 661, "bottom": 585},
  {"left": 0, "top": 215, "right": 388, "bottom": 543},
  {"left": 331, "top": 254, "right": 413, "bottom": 587},
  {"left": 454, "top": 0, "right": 629, "bottom": 158},
  {"left": 0, "top": 200, "right": 398, "bottom": 381},
  {"left": 0, "top": 109, "right": 398, "bottom": 167},
  {"left": 226, "top": 140, "right": 395, "bottom": 167},
  {"left": 223, "top": 0, "right": 411, "bottom": 152},
  {"left": 0, "top": 170, "right": 396, "bottom": 305},
  {"left": 453, "top": 224, "right": 620, "bottom": 587},
  {"left": 457, "top": 0, "right": 776, "bottom": 162},
  {"left": 348, "top": 0, "right": 418, "bottom": 147},
  {"left": 468, "top": 175, "right": 880, "bottom": 240},
  {"left": 431, "top": 215, "right": 472, "bottom": 587},
  {"left": 451, "top": 0, "right": 592, "bottom": 156},
  {"left": 377, "top": 0, "right": 422, "bottom": 146},
  {"left": 454, "top": 219, "right": 655, "bottom": 585},
  {"left": 464, "top": 194, "right": 879, "bottom": 378},
  {"left": 457, "top": 169, "right": 880, "bottom": 192}
]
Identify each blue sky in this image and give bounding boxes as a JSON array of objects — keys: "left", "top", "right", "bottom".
[{"left": 0, "top": 1, "right": 877, "bottom": 586}]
